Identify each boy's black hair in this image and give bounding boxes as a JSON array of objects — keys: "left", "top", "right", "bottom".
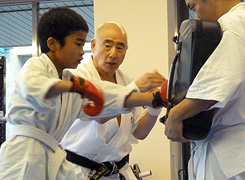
[{"left": 37, "top": 7, "right": 89, "bottom": 53}]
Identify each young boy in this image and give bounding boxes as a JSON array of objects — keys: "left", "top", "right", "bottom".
[{"left": 0, "top": 7, "right": 166, "bottom": 180}]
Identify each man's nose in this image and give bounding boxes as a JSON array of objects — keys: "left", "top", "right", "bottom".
[{"left": 109, "top": 46, "right": 117, "bottom": 58}]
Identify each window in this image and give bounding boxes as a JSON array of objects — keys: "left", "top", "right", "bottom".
[{"left": 0, "top": 0, "right": 94, "bottom": 140}]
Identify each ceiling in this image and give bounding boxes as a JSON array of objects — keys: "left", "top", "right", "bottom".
[{"left": 0, "top": 0, "right": 94, "bottom": 48}]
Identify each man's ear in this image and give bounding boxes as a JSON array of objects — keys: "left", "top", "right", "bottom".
[
  {"left": 91, "top": 38, "right": 96, "bottom": 53},
  {"left": 125, "top": 44, "right": 129, "bottom": 51},
  {"left": 47, "top": 37, "right": 58, "bottom": 51}
]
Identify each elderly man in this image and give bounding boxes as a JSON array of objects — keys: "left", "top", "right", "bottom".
[{"left": 61, "top": 22, "right": 166, "bottom": 180}]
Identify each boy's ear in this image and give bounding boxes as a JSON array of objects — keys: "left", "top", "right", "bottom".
[{"left": 47, "top": 37, "right": 59, "bottom": 51}]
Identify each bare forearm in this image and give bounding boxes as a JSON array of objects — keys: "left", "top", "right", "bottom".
[
  {"left": 133, "top": 112, "right": 158, "bottom": 140},
  {"left": 164, "top": 98, "right": 217, "bottom": 142},
  {"left": 168, "top": 98, "right": 217, "bottom": 123},
  {"left": 124, "top": 92, "right": 154, "bottom": 108}
]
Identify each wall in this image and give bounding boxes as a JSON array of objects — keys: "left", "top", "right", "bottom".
[{"left": 94, "top": 1, "right": 176, "bottom": 179}]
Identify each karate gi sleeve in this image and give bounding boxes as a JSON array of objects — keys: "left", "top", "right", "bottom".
[
  {"left": 186, "top": 28, "right": 245, "bottom": 109},
  {"left": 16, "top": 58, "right": 62, "bottom": 112}
]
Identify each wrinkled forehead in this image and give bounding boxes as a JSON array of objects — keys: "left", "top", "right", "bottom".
[
  {"left": 102, "top": 31, "right": 127, "bottom": 44},
  {"left": 96, "top": 23, "right": 128, "bottom": 45}
]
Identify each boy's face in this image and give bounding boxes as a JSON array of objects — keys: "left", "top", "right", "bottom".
[
  {"left": 55, "top": 30, "right": 87, "bottom": 70},
  {"left": 185, "top": 0, "right": 217, "bottom": 20}
]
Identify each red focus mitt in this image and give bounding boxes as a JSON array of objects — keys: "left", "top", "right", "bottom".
[
  {"left": 71, "top": 76, "right": 104, "bottom": 116},
  {"left": 160, "top": 79, "right": 168, "bottom": 102},
  {"left": 152, "top": 80, "right": 168, "bottom": 108}
]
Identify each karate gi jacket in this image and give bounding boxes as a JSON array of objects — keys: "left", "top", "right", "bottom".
[{"left": 60, "top": 56, "right": 146, "bottom": 179}]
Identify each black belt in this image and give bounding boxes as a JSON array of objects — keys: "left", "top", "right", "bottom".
[{"left": 65, "top": 150, "right": 128, "bottom": 180}]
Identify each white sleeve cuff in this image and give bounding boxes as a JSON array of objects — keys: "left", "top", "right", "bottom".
[
  {"left": 116, "top": 85, "right": 138, "bottom": 111},
  {"left": 147, "top": 107, "right": 162, "bottom": 116},
  {"left": 127, "top": 81, "right": 141, "bottom": 92}
]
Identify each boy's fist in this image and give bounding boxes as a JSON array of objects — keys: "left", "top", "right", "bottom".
[{"left": 71, "top": 76, "right": 104, "bottom": 116}]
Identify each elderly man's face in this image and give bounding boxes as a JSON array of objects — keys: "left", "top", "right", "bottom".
[{"left": 92, "top": 25, "right": 128, "bottom": 78}]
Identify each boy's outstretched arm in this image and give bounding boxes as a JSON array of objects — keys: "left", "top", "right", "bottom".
[
  {"left": 45, "top": 76, "right": 104, "bottom": 116},
  {"left": 45, "top": 76, "right": 166, "bottom": 116}
]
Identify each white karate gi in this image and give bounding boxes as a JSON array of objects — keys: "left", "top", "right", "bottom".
[
  {"left": 0, "top": 54, "right": 137, "bottom": 180},
  {"left": 60, "top": 56, "right": 146, "bottom": 180},
  {"left": 186, "top": 3, "right": 245, "bottom": 180}
]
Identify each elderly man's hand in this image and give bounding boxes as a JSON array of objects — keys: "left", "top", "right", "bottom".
[{"left": 135, "top": 71, "right": 166, "bottom": 92}]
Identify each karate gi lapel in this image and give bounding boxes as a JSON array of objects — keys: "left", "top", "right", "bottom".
[{"left": 93, "top": 70, "right": 133, "bottom": 162}]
